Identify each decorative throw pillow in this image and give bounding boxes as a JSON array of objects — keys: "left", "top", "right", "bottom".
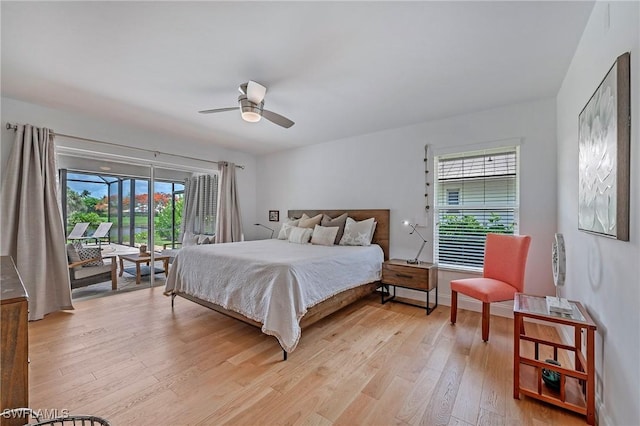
[
  {"left": 197, "top": 235, "right": 211, "bottom": 245},
  {"left": 66, "top": 243, "right": 82, "bottom": 271},
  {"left": 288, "top": 226, "right": 313, "bottom": 244},
  {"left": 182, "top": 233, "right": 199, "bottom": 247},
  {"left": 321, "top": 213, "right": 348, "bottom": 244},
  {"left": 339, "top": 217, "right": 376, "bottom": 246},
  {"left": 277, "top": 218, "right": 300, "bottom": 240},
  {"left": 77, "top": 247, "right": 104, "bottom": 267},
  {"left": 298, "top": 213, "right": 323, "bottom": 229},
  {"left": 311, "top": 225, "right": 339, "bottom": 246}
]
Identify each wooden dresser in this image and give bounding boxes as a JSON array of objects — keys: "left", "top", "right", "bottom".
[{"left": 1, "top": 256, "right": 29, "bottom": 426}]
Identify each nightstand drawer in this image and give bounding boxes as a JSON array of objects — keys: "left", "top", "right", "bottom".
[{"left": 382, "top": 261, "right": 437, "bottom": 291}]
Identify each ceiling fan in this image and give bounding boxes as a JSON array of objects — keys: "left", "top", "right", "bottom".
[{"left": 199, "top": 81, "right": 294, "bottom": 128}]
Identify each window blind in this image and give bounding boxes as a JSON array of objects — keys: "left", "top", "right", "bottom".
[{"left": 434, "top": 147, "right": 519, "bottom": 270}]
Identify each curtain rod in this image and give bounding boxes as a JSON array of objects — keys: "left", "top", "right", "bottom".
[{"left": 5, "top": 122, "right": 245, "bottom": 169}]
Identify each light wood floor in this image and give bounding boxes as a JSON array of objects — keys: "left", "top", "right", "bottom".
[{"left": 28, "top": 287, "right": 587, "bottom": 425}]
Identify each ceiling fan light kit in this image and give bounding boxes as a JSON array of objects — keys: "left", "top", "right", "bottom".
[
  {"left": 239, "top": 95, "right": 263, "bottom": 123},
  {"left": 199, "top": 80, "right": 295, "bottom": 128}
]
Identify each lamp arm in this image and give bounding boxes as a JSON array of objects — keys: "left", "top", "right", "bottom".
[
  {"left": 254, "top": 223, "right": 275, "bottom": 239},
  {"left": 406, "top": 223, "right": 428, "bottom": 264},
  {"left": 408, "top": 239, "right": 426, "bottom": 264},
  {"left": 411, "top": 226, "right": 427, "bottom": 242}
]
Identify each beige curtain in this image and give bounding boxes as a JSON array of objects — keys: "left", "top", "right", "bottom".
[
  {"left": 215, "top": 161, "right": 243, "bottom": 243},
  {"left": 181, "top": 174, "right": 218, "bottom": 237},
  {"left": 1, "top": 124, "right": 73, "bottom": 320}
]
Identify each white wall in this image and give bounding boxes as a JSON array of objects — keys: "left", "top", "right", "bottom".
[
  {"left": 256, "top": 98, "right": 558, "bottom": 315},
  {"left": 1, "top": 97, "right": 262, "bottom": 240},
  {"left": 556, "top": 2, "right": 639, "bottom": 425}
]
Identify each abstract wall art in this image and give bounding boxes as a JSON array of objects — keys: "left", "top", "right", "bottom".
[{"left": 578, "top": 52, "right": 630, "bottom": 241}]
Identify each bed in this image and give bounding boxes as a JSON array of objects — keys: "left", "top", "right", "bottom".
[{"left": 165, "top": 209, "right": 389, "bottom": 359}]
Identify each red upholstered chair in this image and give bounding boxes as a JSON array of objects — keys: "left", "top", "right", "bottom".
[{"left": 450, "top": 233, "right": 531, "bottom": 342}]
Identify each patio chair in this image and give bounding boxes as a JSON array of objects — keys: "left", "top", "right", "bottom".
[
  {"left": 86, "top": 222, "right": 113, "bottom": 247},
  {"left": 67, "top": 222, "right": 90, "bottom": 241},
  {"left": 67, "top": 242, "right": 117, "bottom": 290}
]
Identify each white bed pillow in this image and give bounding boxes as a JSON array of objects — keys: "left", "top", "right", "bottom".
[
  {"left": 288, "top": 226, "right": 313, "bottom": 244},
  {"left": 277, "top": 218, "right": 300, "bottom": 240},
  {"left": 182, "top": 232, "right": 200, "bottom": 247},
  {"left": 339, "top": 217, "right": 376, "bottom": 246},
  {"left": 310, "top": 225, "right": 339, "bottom": 246}
]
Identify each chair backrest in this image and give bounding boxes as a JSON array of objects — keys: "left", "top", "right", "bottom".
[
  {"left": 483, "top": 233, "right": 531, "bottom": 292},
  {"left": 92, "top": 222, "right": 113, "bottom": 238},
  {"left": 68, "top": 222, "right": 90, "bottom": 239}
]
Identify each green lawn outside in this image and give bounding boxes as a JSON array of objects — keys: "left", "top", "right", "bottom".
[{"left": 69, "top": 212, "right": 178, "bottom": 248}]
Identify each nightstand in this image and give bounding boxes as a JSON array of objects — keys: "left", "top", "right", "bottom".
[{"left": 381, "top": 259, "right": 438, "bottom": 314}]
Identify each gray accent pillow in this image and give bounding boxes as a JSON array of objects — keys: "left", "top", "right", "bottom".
[
  {"left": 197, "top": 235, "right": 212, "bottom": 245},
  {"left": 66, "top": 243, "right": 82, "bottom": 271},
  {"left": 321, "top": 213, "right": 348, "bottom": 244}
]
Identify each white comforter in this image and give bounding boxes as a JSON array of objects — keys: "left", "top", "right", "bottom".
[{"left": 165, "top": 239, "right": 383, "bottom": 352}]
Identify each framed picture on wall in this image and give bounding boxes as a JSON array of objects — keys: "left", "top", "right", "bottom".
[
  {"left": 578, "top": 52, "right": 630, "bottom": 241},
  {"left": 269, "top": 210, "right": 279, "bottom": 222}
]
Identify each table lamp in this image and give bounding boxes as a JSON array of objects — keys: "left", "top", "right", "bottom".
[
  {"left": 254, "top": 223, "right": 275, "bottom": 239},
  {"left": 403, "top": 220, "right": 427, "bottom": 264}
]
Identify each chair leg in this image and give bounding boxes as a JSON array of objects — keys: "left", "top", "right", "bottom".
[
  {"left": 482, "top": 302, "right": 490, "bottom": 342},
  {"left": 451, "top": 291, "right": 458, "bottom": 325}
]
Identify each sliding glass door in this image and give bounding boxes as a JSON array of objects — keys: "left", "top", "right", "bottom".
[
  {"left": 58, "top": 153, "right": 197, "bottom": 299},
  {"left": 153, "top": 180, "right": 184, "bottom": 251}
]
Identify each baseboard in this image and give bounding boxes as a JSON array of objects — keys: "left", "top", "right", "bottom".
[{"left": 393, "top": 287, "right": 514, "bottom": 318}]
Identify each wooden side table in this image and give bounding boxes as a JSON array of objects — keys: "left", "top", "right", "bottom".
[
  {"left": 119, "top": 253, "right": 170, "bottom": 284},
  {"left": 513, "top": 293, "right": 597, "bottom": 425},
  {"left": 381, "top": 259, "right": 438, "bottom": 314}
]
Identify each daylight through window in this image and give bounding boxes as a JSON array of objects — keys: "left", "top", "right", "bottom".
[{"left": 434, "top": 146, "right": 519, "bottom": 270}]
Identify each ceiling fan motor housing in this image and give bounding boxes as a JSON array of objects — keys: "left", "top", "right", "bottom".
[{"left": 238, "top": 94, "right": 263, "bottom": 122}]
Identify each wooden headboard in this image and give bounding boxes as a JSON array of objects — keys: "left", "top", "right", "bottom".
[{"left": 287, "top": 209, "right": 390, "bottom": 260}]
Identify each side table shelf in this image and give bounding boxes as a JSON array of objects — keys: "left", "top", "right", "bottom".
[{"left": 513, "top": 293, "right": 597, "bottom": 425}]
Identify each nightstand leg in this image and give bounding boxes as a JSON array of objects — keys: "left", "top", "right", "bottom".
[
  {"left": 425, "top": 286, "right": 438, "bottom": 315},
  {"left": 381, "top": 284, "right": 396, "bottom": 305}
]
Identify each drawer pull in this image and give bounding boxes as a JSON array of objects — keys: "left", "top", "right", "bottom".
[{"left": 396, "top": 273, "right": 413, "bottom": 279}]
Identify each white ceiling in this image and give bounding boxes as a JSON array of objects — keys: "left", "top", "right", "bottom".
[{"left": 1, "top": 1, "right": 594, "bottom": 156}]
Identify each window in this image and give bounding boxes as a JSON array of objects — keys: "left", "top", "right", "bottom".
[
  {"left": 61, "top": 170, "right": 186, "bottom": 250},
  {"left": 434, "top": 146, "right": 519, "bottom": 270},
  {"left": 446, "top": 189, "right": 460, "bottom": 205}
]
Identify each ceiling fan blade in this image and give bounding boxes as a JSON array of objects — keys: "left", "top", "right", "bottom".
[
  {"left": 198, "top": 107, "right": 239, "bottom": 114},
  {"left": 246, "top": 80, "right": 267, "bottom": 104},
  {"left": 263, "top": 110, "right": 295, "bottom": 128}
]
